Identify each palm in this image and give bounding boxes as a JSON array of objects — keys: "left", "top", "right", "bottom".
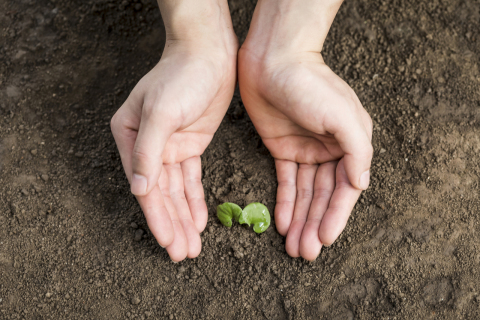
[
  {"left": 112, "top": 47, "right": 237, "bottom": 261},
  {"left": 243, "top": 54, "right": 370, "bottom": 163},
  {"left": 239, "top": 51, "right": 372, "bottom": 260}
]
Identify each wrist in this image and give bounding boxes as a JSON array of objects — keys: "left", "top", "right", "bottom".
[
  {"left": 158, "top": 0, "right": 237, "bottom": 54},
  {"left": 241, "top": 0, "right": 343, "bottom": 59}
]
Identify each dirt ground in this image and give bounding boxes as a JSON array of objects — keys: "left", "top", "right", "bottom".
[{"left": 1, "top": 0, "right": 480, "bottom": 319}]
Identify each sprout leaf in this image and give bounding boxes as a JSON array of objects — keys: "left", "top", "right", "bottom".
[
  {"left": 238, "top": 202, "right": 271, "bottom": 233},
  {"left": 217, "top": 202, "right": 242, "bottom": 227}
]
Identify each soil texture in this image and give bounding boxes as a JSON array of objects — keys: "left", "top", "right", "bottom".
[{"left": 1, "top": 0, "right": 480, "bottom": 319}]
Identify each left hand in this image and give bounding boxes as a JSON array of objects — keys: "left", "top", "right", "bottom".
[{"left": 239, "top": 49, "right": 373, "bottom": 261}]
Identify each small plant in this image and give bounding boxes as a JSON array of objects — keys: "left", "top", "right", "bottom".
[{"left": 217, "top": 202, "right": 271, "bottom": 233}]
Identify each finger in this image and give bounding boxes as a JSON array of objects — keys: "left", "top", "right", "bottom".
[
  {"left": 299, "top": 161, "right": 336, "bottom": 261},
  {"left": 165, "top": 164, "right": 202, "bottom": 259},
  {"left": 285, "top": 164, "right": 317, "bottom": 258},
  {"left": 329, "top": 107, "right": 373, "bottom": 191},
  {"left": 136, "top": 184, "right": 174, "bottom": 248},
  {"left": 274, "top": 160, "right": 298, "bottom": 236},
  {"left": 181, "top": 156, "right": 208, "bottom": 233},
  {"left": 159, "top": 166, "right": 189, "bottom": 262},
  {"left": 358, "top": 105, "right": 373, "bottom": 142},
  {"left": 130, "top": 99, "right": 177, "bottom": 196},
  {"left": 319, "top": 158, "right": 362, "bottom": 246},
  {"left": 110, "top": 94, "right": 143, "bottom": 182}
]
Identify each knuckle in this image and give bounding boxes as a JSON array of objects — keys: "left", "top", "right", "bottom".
[
  {"left": 141, "top": 101, "right": 157, "bottom": 119},
  {"left": 313, "top": 187, "right": 333, "bottom": 200},
  {"left": 278, "top": 179, "right": 296, "bottom": 188},
  {"left": 365, "top": 143, "right": 374, "bottom": 159},
  {"left": 132, "top": 148, "right": 151, "bottom": 163},
  {"left": 366, "top": 114, "right": 373, "bottom": 129},
  {"left": 110, "top": 112, "right": 121, "bottom": 132},
  {"left": 297, "top": 188, "right": 314, "bottom": 200},
  {"left": 170, "top": 190, "right": 186, "bottom": 200}
]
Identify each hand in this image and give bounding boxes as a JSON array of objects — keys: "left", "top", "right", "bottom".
[
  {"left": 111, "top": 1, "right": 237, "bottom": 261},
  {"left": 238, "top": 0, "right": 373, "bottom": 261}
]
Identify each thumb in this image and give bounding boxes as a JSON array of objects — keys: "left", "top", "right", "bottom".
[
  {"left": 130, "top": 108, "right": 174, "bottom": 196},
  {"left": 333, "top": 114, "right": 373, "bottom": 190}
]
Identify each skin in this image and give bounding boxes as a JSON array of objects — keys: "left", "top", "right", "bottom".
[
  {"left": 111, "top": 0, "right": 373, "bottom": 262},
  {"left": 111, "top": 0, "right": 238, "bottom": 262},
  {"left": 238, "top": 0, "right": 373, "bottom": 260}
]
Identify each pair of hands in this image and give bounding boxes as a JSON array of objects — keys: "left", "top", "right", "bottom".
[{"left": 111, "top": 5, "right": 373, "bottom": 262}]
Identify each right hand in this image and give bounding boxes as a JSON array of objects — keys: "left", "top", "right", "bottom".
[{"left": 111, "top": 37, "right": 237, "bottom": 261}]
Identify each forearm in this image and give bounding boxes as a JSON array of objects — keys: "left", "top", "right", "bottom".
[
  {"left": 157, "top": 0, "right": 235, "bottom": 50},
  {"left": 244, "top": 0, "right": 344, "bottom": 55}
]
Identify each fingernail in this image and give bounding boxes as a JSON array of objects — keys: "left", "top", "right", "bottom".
[
  {"left": 359, "top": 170, "right": 370, "bottom": 190},
  {"left": 131, "top": 174, "right": 147, "bottom": 195}
]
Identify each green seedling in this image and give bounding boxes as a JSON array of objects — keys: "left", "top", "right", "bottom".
[
  {"left": 217, "top": 202, "right": 242, "bottom": 227},
  {"left": 217, "top": 202, "right": 271, "bottom": 234}
]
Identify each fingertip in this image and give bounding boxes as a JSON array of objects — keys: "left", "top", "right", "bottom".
[
  {"left": 359, "top": 170, "right": 370, "bottom": 190},
  {"left": 131, "top": 174, "right": 148, "bottom": 195},
  {"left": 274, "top": 210, "right": 291, "bottom": 236},
  {"left": 187, "top": 240, "right": 202, "bottom": 259},
  {"left": 285, "top": 221, "right": 304, "bottom": 258},
  {"left": 181, "top": 220, "right": 202, "bottom": 259},
  {"left": 285, "top": 243, "right": 301, "bottom": 258},
  {"left": 338, "top": 128, "right": 373, "bottom": 190},
  {"left": 318, "top": 227, "right": 337, "bottom": 248},
  {"left": 195, "top": 210, "right": 208, "bottom": 233},
  {"left": 166, "top": 222, "right": 188, "bottom": 262},
  {"left": 190, "top": 200, "right": 208, "bottom": 233},
  {"left": 302, "top": 253, "right": 320, "bottom": 262},
  {"left": 299, "top": 222, "right": 322, "bottom": 261},
  {"left": 156, "top": 227, "right": 174, "bottom": 248}
]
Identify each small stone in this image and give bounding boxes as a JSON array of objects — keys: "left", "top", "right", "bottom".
[
  {"left": 178, "top": 266, "right": 186, "bottom": 273},
  {"left": 376, "top": 202, "right": 386, "bottom": 210},
  {"left": 379, "top": 148, "right": 386, "bottom": 154},
  {"left": 33, "top": 184, "right": 43, "bottom": 193},
  {"left": 45, "top": 292, "right": 52, "bottom": 298},
  {"left": 284, "top": 300, "right": 291, "bottom": 308},
  {"left": 41, "top": 174, "right": 49, "bottom": 182},
  {"left": 234, "top": 250, "right": 244, "bottom": 259},
  {"left": 253, "top": 285, "right": 259, "bottom": 292},
  {"left": 21, "top": 189, "right": 29, "bottom": 196},
  {"left": 134, "top": 229, "right": 144, "bottom": 242},
  {"left": 131, "top": 296, "right": 141, "bottom": 305},
  {"left": 169, "top": 315, "right": 174, "bottom": 320},
  {"left": 130, "top": 222, "right": 138, "bottom": 229},
  {"left": 31, "top": 149, "right": 37, "bottom": 155},
  {"left": 74, "top": 151, "right": 84, "bottom": 158}
]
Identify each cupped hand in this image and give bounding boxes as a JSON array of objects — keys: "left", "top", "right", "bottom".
[
  {"left": 111, "top": 42, "right": 237, "bottom": 262},
  {"left": 238, "top": 50, "right": 373, "bottom": 261}
]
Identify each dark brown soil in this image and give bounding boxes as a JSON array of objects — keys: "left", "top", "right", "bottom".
[{"left": 1, "top": 0, "right": 480, "bottom": 319}]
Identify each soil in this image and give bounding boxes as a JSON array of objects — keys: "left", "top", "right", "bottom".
[{"left": 1, "top": 0, "right": 480, "bottom": 319}]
